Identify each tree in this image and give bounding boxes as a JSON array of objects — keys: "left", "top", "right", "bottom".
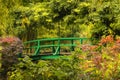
[{"left": 88, "top": 0, "right": 120, "bottom": 39}]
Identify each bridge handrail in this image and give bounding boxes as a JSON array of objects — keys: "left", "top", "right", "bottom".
[
  {"left": 22, "top": 37, "right": 90, "bottom": 56},
  {"left": 39, "top": 37, "right": 88, "bottom": 41},
  {"left": 24, "top": 37, "right": 89, "bottom": 44}
]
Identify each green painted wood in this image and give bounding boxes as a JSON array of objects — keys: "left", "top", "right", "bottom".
[
  {"left": 71, "top": 40, "right": 74, "bottom": 51},
  {"left": 58, "top": 38, "right": 60, "bottom": 55},
  {"left": 39, "top": 44, "right": 76, "bottom": 48},
  {"left": 30, "top": 55, "right": 61, "bottom": 60},
  {"left": 53, "top": 47, "right": 60, "bottom": 55},
  {"left": 52, "top": 41, "right": 55, "bottom": 53},
  {"left": 40, "top": 55, "right": 69, "bottom": 60},
  {"left": 34, "top": 41, "right": 40, "bottom": 55},
  {"left": 22, "top": 37, "right": 89, "bottom": 60}
]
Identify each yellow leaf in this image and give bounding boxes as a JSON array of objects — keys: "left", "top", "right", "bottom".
[
  {"left": 85, "top": 68, "right": 94, "bottom": 73},
  {"left": 0, "top": 46, "right": 2, "bottom": 50}
]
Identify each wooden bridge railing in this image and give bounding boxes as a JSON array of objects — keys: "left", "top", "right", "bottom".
[{"left": 20, "top": 37, "right": 89, "bottom": 60}]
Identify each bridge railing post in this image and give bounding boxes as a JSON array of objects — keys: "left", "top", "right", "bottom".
[
  {"left": 80, "top": 38, "right": 83, "bottom": 44},
  {"left": 52, "top": 41, "right": 55, "bottom": 53},
  {"left": 71, "top": 39, "right": 74, "bottom": 51},
  {"left": 34, "top": 40, "right": 40, "bottom": 55},
  {"left": 58, "top": 38, "right": 60, "bottom": 54}
]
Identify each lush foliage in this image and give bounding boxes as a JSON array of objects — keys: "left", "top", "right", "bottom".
[
  {"left": 8, "top": 55, "right": 81, "bottom": 80},
  {"left": 1, "top": 0, "right": 120, "bottom": 41},
  {"left": 89, "top": 0, "right": 120, "bottom": 39},
  {"left": 0, "top": 35, "right": 118, "bottom": 80},
  {"left": 1, "top": 0, "right": 120, "bottom": 80},
  {"left": 79, "top": 35, "right": 120, "bottom": 79}
]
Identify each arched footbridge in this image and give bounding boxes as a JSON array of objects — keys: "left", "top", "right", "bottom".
[{"left": 18, "top": 37, "right": 90, "bottom": 60}]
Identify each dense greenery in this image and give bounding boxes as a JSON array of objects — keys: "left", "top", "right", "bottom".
[
  {"left": 1, "top": 0, "right": 120, "bottom": 40},
  {"left": 1, "top": 0, "right": 120, "bottom": 80},
  {"left": 1, "top": 36, "right": 120, "bottom": 80},
  {"left": 8, "top": 55, "right": 81, "bottom": 80}
]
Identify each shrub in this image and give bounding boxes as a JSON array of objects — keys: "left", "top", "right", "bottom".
[
  {"left": 79, "top": 35, "right": 120, "bottom": 79},
  {"left": 6, "top": 35, "right": 120, "bottom": 80},
  {"left": 8, "top": 53, "right": 82, "bottom": 80},
  {"left": 0, "top": 36, "right": 23, "bottom": 80}
]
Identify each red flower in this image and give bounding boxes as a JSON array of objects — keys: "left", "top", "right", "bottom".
[{"left": 100, "top": 35, "right": 114, "bottom": 45}]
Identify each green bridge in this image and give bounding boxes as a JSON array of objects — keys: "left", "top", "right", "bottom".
[{"left": 19, "top": 37, "right": 89, "bottom": 60}]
